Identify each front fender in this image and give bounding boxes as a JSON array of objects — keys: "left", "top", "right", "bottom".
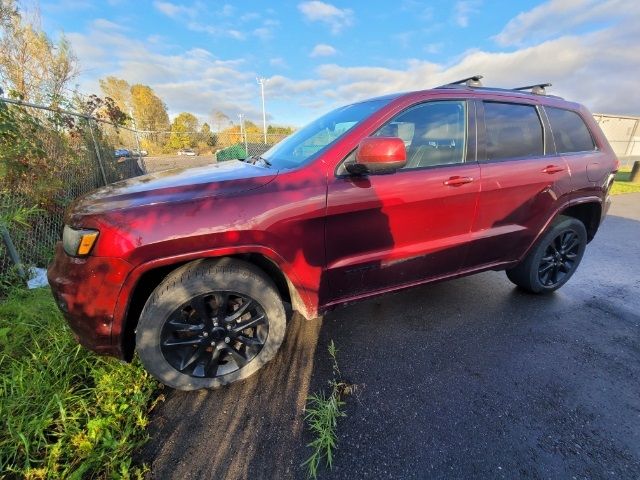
[{"left": 110, "top": 244, "right": 318, "bottom": 349}]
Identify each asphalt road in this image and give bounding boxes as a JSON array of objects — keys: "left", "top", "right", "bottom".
[{"left": 139, "top": 193, "right": 640, "bottom": 479}]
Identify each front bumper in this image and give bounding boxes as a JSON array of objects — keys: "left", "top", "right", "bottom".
[{"left": 47, "top": 243, "right": 133, "bottom": 357}]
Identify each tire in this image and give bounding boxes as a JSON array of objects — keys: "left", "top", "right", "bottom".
[
  {"left": 136, "top": 258, "right": 286, "bottom": 391},
  {"left": 506, "top": 215, "right": 587, "bottom": 294}
]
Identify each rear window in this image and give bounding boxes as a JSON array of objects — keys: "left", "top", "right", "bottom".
[
  {"left": 545, "top": 107, "right": 595, "bottom": 153},
  {"left": 483, "top": 102, "right": 544, "bottom": 161}
]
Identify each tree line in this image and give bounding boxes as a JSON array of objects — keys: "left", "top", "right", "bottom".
[{"left": 98, "top": 76, "right": 294, "bottom": 154}]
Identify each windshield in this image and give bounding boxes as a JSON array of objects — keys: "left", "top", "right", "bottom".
[{"left": 260, "top": 98, "right": 391, "bottom": 169}]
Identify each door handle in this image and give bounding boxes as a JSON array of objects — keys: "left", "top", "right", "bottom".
[
  {"left": 541, "top": 165, "right": 565, "bottom": 174},
  {"left": 443, "top": 176, "right": 474, "bottom": 187}
]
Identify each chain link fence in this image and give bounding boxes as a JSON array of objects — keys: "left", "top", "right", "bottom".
[
  {"left": 136, "top": 130, "right": 289, "bottom": 173},
  {"left": 0, "top": 97, "right": 292, "bottom": 285},
  {"left": 0, "top": 97, "right": 146, "bottom": 283}
]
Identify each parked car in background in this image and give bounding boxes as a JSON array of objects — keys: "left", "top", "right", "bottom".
[
  {"left": 49, "top": 75, "right": 618, "bottom": 391},
  {"left": 114, "top": 148, "right": 130, "bottom": 158},
  {"left": 177, "top": 148, "right": 198, "bottom": 156}
]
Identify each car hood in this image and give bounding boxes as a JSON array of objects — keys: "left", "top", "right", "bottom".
[{"left": 68, "top": 160, "right": 277, "bottom": 218}]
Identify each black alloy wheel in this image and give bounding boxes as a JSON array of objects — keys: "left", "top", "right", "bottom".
[
  {"left": 160, "top": 291, "right": 268, "bottom": 379},
  {"left": 505, "top": 215, "right": 587, "bottom": 294},
  {"left": 537, "top": 230, "right": 581, "bottom": 287}
]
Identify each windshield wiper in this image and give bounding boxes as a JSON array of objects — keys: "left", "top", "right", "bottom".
[{"left": 250, "top": 155, "right": 272, "bottom": 167}]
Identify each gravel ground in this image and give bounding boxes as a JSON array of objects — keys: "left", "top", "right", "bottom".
[
  {"left": 143, "top": 155, "right": 217, "bottom": 173},
  {"left": 139, "top": 193, "right": 640, "bottom": 480}
]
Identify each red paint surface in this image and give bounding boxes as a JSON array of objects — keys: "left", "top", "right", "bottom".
[{"left": 47, "top": 87, "right": 618, "bottom": 358}]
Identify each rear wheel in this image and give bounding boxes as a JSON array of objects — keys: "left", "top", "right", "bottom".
[
  {"left": 136, "top": 258, "right": 286, "bottom": 390},
  {"left": 506, "top": 215, "right": 587, "bottom": 293}
]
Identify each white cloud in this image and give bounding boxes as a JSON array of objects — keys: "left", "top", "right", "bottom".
[
  {"left": 253, "top": 27, "right": 272, "bottom": 40},
  {"left": 269, "top": 57, "right": 288, "bottom": 68},
  {"left": 267, "top": 76, "right": 330, "bottom": 96},
  {"left": 453, "top": 0, "right": 481, "bottom": 27},
  {"left": 91, "top": 18, "right": 126, "bottom": 31},
  {"left": 423, "top": 42, "right": 443, "bottom": 54},
  {"left": 266, "top": 19, "right": 640, "bottom": 119},
  {"left": 153, "top": 1, "right": 196, "bottom": 19},
  {"left": 65, "top": 23, "right": 264, "bottom": 124},
  {"left": 220, "top": 4, "right": 235, "bottom": 17},
  {"left": 310, "top": 44, "right": 337, "bottom": 58},
  {"left": 495, "top": 0, "right": 639, "bottom": 46},
  {"left": 393, "top": 31, "right": 414, "bottom": 49},
  {"left": 154, "top": 2, "right": 279, "bottom": 41},
  {"left": 65, "top": 2, "right": 640, "bottom": 127},
  {"left": 298, "top": 1, "right": 354, "bottom": 34},
  {"left": 240, "top": 12, "right": 260, "bottom": 22},
  {"left": 400, "top": 1, "right": 434, "bottom": 20}
]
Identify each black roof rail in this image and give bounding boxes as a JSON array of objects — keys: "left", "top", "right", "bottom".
[
  {"left": 438, "top": 75, "right": 483, "bottom": 88},
  {"left": 513, "top": 83, "right": 552, "bottom": 95}
]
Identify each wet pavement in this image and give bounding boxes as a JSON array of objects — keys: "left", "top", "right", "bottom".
[{"left": 140, "top": 193, "right": 640, "bottom": 479}]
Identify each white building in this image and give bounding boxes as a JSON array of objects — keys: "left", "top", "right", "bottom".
[{"left": 593, "top": 113, "right": 640, "bottom": 168}]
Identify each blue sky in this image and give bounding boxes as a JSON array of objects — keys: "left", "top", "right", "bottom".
[{"left": 39, "top": 0, "right": 640, "bottom": 127}]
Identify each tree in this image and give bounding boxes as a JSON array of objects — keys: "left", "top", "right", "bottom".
[
  {"left": 168, "top": 112, "right": 199, "bottom": 150},
  {"left": 0, "top": 1, "right": 17, "bottom": 25},
  {"left": 211, "top": 110, "right": 230, "bottom": 131},
  {"left": 267, "top": 125, "right": 295, "bottom": 135},
  {"left": 200, "top": 122, "right": 216, "bottom": 147},
  {"left": 130, "top": 84, "right": 170, "bottom": 132},
  {"left": 243, "top": 120, "right": 264, "bottom": 143},
  {"left": 130, "top": 84, "right": 170, "bottom": 152},
  {"left": 98, "top": 76, "right": 131, "bottom": 113},
  {"left": 0, "top": 1, "right": 78, "bottom": 104}
]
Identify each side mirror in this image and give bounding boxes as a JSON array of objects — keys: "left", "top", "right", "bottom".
[{"left": 347, "top": 137, "right": 407, "bottom": 175}]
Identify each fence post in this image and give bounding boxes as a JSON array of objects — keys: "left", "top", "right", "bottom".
[
  {"left": 128, "top": 108, "right": 147, "bottom": 173},
  {"left": 629, "top": 160, "right": 640, "bottom": 183},
  {"left": 88, "top": 118, "right": 108, "bottom": 186},
  {"left": 1, "top": 225, "right": 27, "bottom": 281}
]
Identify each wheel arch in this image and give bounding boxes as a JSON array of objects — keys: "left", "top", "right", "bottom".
[
  {"left": 116, "top": 250, "right": 311, "bottom": 361},
  {"left": 515, "top": 196, "right": 602, "bottom": 266},
  {"left": 558, "top": 200, "right": 602, "bottom": 242}
]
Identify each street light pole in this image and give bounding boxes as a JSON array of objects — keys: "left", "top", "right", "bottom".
[
  {"left": 257, "top": 77, "right": 268, "bottom": 144},
  {"left": 238, "top": 113, "right": 248, "bottom": 156}
]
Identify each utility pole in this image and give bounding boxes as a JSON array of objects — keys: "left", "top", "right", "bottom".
[
  {"left": 257, "top": 77, "right": 268, "bottom": 143},
  {"left": 238, "top": 113, "right": 248, "bottom": 156}
]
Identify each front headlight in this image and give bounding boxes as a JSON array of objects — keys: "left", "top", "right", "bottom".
[{"left": 63, "top": 225, "right": 99, "bottom": 257}]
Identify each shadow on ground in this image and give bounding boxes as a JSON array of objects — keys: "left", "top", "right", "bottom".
[
  {"left": 140, "top": 194, "right": 640, "bottom": 479},
  {"left": 139, "top": 313, "right": 322, "bottom": 479}
]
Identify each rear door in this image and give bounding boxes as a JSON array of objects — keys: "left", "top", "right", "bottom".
[
  {"left": 463, "top": 99, "right": 571, "bottom": 270},
  {"left": 544, "top": 106, "right": 602, "bottom": 187},
  {"left": 323, "top": 99, "right": 480, "bottom": 304}
]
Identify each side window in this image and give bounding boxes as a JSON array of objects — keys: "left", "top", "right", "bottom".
[
  {"left": 545, "top": 107, "right": 595, "bottom": 153},
  {"left": 483, "top": 102, "right": 543, "bottom": 161},
  {"left": 373, "top": 100, "right": 467, "bottom": 169}
]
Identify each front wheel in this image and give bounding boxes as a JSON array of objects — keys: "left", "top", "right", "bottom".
[
  {"left": 136, "top": 258, "right": 286, "bottom": 390},
  {"left": 506, "top": 215, "right": 587, "bottom": 294}
]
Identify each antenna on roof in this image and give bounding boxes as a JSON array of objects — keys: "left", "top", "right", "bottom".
[
  {"left": 442, "top": 75, "right": 484, "bottom": 88},
  {"left": 513, "top": 83, "right": 552, "bottom": 95}
]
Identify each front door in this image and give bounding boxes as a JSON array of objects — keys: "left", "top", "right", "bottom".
[{"left": 323, "top": 100, "right": 480, "bottom": 305}]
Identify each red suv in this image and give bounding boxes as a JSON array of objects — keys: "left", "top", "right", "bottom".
[{"left": 48, "top": 76, "right": 618, "bottom": 390}]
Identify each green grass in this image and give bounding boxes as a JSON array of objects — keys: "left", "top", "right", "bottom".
[
  {"left": 0, "top": 287, "right": 159, "bottom": 479},
  {"left": 303, "top": 341, "right": 352, "bottom": 479},
  {"left": 611, "top": 168, "right": 640, "bottom": 195}
]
